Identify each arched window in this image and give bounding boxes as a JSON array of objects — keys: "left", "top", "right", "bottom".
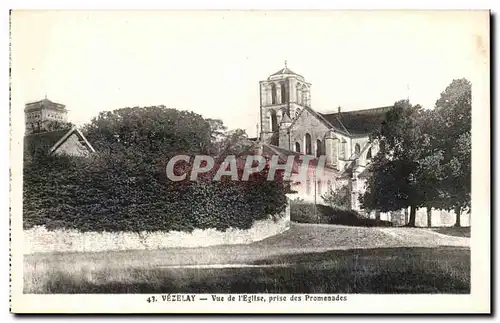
[
  {"left": 366, "top": 147, "right": 372, "bottom": 160},
  {"left": 295, "top": 108, "right": 301, "bottom": 119},
  {"left": 305, "top": 133, "right": 312, "bottom": 155},
  {"left": 317, "top": 180, "right": 322, "bottom": 195},
  {"left": 355, "top": 143, "right": 361, "bottom": 156},
  {"left": 270, "top": 110, "right": 278, "bottom": 132},
  {"left": 316, "top": 139, "right": 322, "bottom": 157},
  {"left": 295, "top": 142, "right": 301, "bottom": 153},
  {"left": 280, "top": 81, "right": 288, "bottom": 104},
  {"left": 271, "top": 84, "right": 277, "bottom": 104}
]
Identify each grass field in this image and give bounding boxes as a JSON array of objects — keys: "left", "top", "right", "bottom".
[{"left": 24, "top": 224, "right": 471, "bottom": 294}]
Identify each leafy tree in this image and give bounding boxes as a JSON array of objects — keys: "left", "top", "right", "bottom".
[
  {"left": 82, "top": 106, "right": 213, "bottom": 167},
  {"left": 322, "top": 184, "right": 351, "bottom": 210},
  {"left": 360, "top": 100, "right": 440, "bottom": 227},
  {"left": 206, "top": 118, "right": 227, "bottom": 144},
  {"left": 433, "top": 79, "right": 471, "bottom": 227}
]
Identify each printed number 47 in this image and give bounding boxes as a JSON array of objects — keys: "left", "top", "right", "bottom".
[{"left": 147, "top": 296, "right": 157, "bottom": 303}]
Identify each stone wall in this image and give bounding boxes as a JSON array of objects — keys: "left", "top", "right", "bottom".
[
  {"left": 24, "top": 203, "right": 291, "bottom": 254},
  {"left": 368, "top": 207, "right": 471, "bottom": 227}
]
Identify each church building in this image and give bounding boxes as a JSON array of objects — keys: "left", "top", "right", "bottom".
[{"left": 258, "top": 63, "right": 392, "bottom": 212}]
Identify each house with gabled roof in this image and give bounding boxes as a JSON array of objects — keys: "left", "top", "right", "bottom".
[{"left": 24, "top": 98, "right": 96, "bottom": 161}]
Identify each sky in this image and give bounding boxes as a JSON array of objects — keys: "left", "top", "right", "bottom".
[{"left": 11, "top": 10, "right": 488, "bottom": 137}]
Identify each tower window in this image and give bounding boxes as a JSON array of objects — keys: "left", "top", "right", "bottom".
[
  {"left": 280, "top": 81, "right": 288, "bottom": 104},
  {"left": 270, "top": 110, "right": 278, "bottom": 132},
  {"left": 316, "top": 139, "right": 322, "bottom": 157},
  {"left": 295, "top": 142, "right": 301, "bottom": 153},
  {"left": 366, "top": 147, "right": 372, "bottom": 159},
  {"left": 305, "top": 133, "right": 312, "bottom": 155},
  {"left": 295, "top": 108, "right": 301, "bottom": 119},
  {"left": 271, "top": 84, "right": 277, "bottom": 105},
  {"left": 355, "top": 143, "right": 361, "bottom": 156}
]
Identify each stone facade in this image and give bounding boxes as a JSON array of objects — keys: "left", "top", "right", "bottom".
[{"left": 24, "top": 98, "right": 69, "bottom": 134}]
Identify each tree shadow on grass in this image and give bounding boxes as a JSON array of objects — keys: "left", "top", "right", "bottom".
[{"left": 26, "top": 247, "right": 470, "bottom": 294}]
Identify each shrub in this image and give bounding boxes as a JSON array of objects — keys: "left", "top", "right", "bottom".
[
  {"left": 322, "top": 184, "right": 351, "bottom": 209},
  {"left": 290, "top": 201, "right": 392, "bottom": 227},
  {"left": 290, "top": 202, "right": 325, "bottom": 224}
]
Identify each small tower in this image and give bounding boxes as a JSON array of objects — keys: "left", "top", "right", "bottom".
[
  {"left": 259, "top": 61, "right": 311, "bottom": 144},
  {"left": 24, "top": 97, "right": 69, "bottom": 135}
]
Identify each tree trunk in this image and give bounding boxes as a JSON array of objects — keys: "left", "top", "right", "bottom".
[
  {"left": 454, "top": 205, "right": 462, "bottom": 227},
  {"left": 426, "top": 206, "right": 432, "bottom": 228},
  {"left": 408, "top": 205, "right": 417, "bottom": 227}
]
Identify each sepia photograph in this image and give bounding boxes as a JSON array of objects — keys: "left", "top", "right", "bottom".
[{"left": 9, "top": 9, "right": 490, "bottom": 314}]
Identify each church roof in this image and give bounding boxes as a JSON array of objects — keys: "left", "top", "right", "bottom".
[
  {"left": 25, "top": 98, "right": 66, "bottom": 111},
  {"left": 320, "top": 106, "right": 393, "bottom": 136},
  {"left": 269, "top": 67, "right": 302, "bottom": 78},
  {"left": 24, "top": 129, "right": 69, "bottom": 159}
]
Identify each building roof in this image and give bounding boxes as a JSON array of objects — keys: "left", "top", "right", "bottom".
[
  {"left": 24, "top": 126, "right": 95, "bottom": 160},
  {"left": 260, "top": 143, "right": 338, "bottom": 173},
  {"left": 24, "top": 129, "right": 69, "bottom": 159},
  {"left": 320, "top": 106, "right": 393, "bottom": 136},
  {"left": 25, "top": 98, "right": 66, "bottom": 111},
  {"left": 269, "top": 67, "right": 302, "bottom": 78}
]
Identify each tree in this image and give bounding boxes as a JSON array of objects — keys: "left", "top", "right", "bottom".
[
  {"left": 206, "top": 118, "right": 227, "bottom": 146},
  {"left": 433, "top": 79, "right": 471, "bottom": 226},
  {"left": 322, "top": 184, "right": 351, "bottom": 210},
  {"left": 82, "top": 106, "right": 213, "bottom": 165},
  {"left": 360, "top": 100, "right": 440, "bottom": 227}
]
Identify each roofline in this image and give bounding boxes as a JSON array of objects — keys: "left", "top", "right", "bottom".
[
  {"left": 25, "top": 100, "right": 66, "bottom": 107},
  {"left": 288, "top": 105, "right": 351, "bottom": 137},
  {"left": 49, "top": 126, "right": 96, "bottom": 154},
  {"left": 260, "top": 78, "right": 310, "bottom": 86},
  {"left": 264, "top": 143, "right": 339, "bottom": 171},
  {"left": 320, "top": 105, "right": 394, "bottom": 116}
]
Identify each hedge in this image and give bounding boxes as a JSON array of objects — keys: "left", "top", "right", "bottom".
[
  {"left": 290, "top": 201, "right": 392, "bottom": 227},
  {"left": 23, "top": 153, "right": 289, "bottom": 233}
]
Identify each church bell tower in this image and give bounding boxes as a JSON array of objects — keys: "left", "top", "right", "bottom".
[{"left": 259, "top": 61, "right": 311, "bottom": 146}]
